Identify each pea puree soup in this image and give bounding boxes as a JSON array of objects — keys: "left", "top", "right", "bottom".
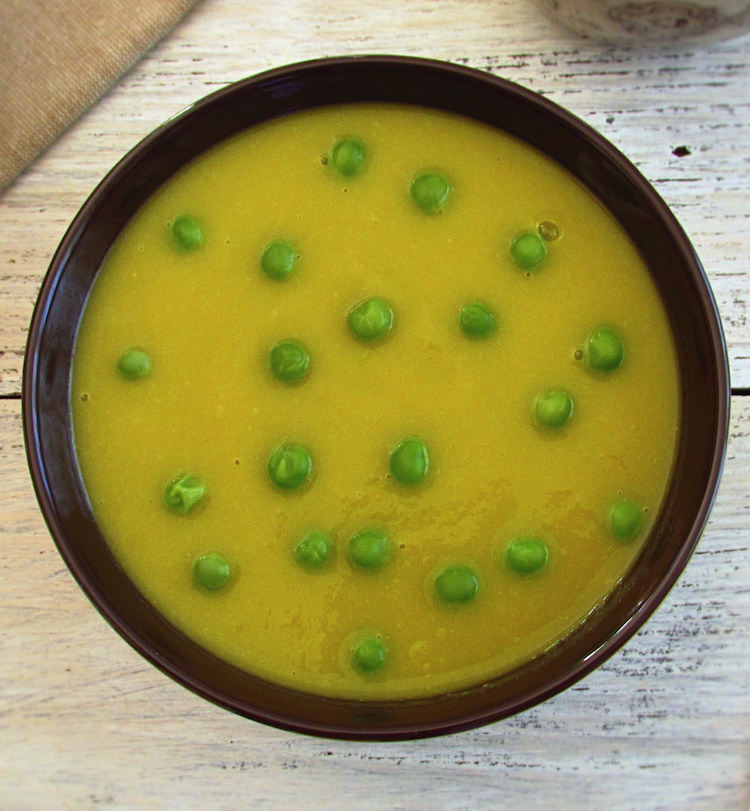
[{"left": 72, "top": 103, "right": 680, "bottom": 700}]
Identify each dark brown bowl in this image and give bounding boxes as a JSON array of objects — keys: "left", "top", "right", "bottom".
[{"left": 23, "top": 56, "right": 730, "bottom": 740}]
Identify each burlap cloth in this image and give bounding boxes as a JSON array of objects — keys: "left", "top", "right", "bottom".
[{"left": 0, "top": 0, "right": 199, "bottom": 192}]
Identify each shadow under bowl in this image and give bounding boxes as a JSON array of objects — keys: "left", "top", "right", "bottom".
[{"left": 23, "top": 56, "right": 730, "bottom": 740}]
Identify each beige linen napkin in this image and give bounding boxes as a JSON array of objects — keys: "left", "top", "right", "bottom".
[{"left": 0, "top": 0, "right": 199, "bottom": 191}]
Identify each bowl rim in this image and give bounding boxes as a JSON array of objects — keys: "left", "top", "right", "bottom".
[{"left": 23, "top": 54, "right": 731, "bottom": 740}]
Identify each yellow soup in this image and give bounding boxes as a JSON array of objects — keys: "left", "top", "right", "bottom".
[{"left": 72, "top": 103, "right": 680, "bottom": 699}]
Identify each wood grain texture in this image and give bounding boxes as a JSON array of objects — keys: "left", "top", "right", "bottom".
[
  {"left": 1, "top": 397, "right": 748, "bottom": 809},
  {"left": 1, "top": 0, "right": 749, "bottom": 807}
]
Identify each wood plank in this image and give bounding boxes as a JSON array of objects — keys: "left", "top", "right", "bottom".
[
  {"left": 0, "top": 0, "right": 748, "bottom": 396},
  {"left": 2, "top": 395, "right": 748, "bottom": 808}
]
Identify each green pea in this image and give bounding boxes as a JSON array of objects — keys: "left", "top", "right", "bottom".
[
  {"left": 269, "top": 341, "right": 310, "bottom": 383},
  {"left": 261, "top": 239, "right": 298, "bottom": 281},
  {"left": 505, "top": 538, "right": 549, "bottom": 574},
  {"left": 192, "top": 552, "right": 231, "bottom": 590},
  {"left": 410, "top": 172, "right": 451, "bottom": 214},
  {"left": 352, "top": 635, "right": 388, "bottom": 673},
  {"left": 349, "top": 529, "right": 390, "bottom": 570},
  {"left": 295, "top": 531, "right": 332, "bottom": 568},
  {"left": 511, "top": 232, "right": 547, "bottom": 271},
  {"left": 172, "top": 215, "right": 203, "bottom": 250},
  {"left": 587, "top": 326, "right": 625, "bottom": 372},
  {"left": 267, "top": 443, "right": 313, "bottom": 490},
  {"left": 332, "top": 138, "right": 365, "bottom": 176},
  {"left": 434, "top": 565, "right": 479, "bottom": 604},
  {"left": 459, "top": 302, "right": 498, "bottom": 339},
  {"left": 608, "top": 498, "right": 644, "bottom": 541},
  {"left": 533, "top": 389, "right": 574, "bottom": 428},
  {"left": 347, "top": 297, "right": 394, "bottom": 341},
  {"left": 116, "top": 348, "right": 151, "bottom": 380},
  {"left": 164, "top": 475, "right": 206, "bottom": 515},
  {"left": 389, "top": 438, "right": 429, "bottom": 485}
]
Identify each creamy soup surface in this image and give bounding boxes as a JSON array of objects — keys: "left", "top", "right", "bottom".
[{"left": 72, "top": 103, "right": 680, "bottom": 699}]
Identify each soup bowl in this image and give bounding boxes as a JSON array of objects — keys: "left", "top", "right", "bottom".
[{"left": 23, "top": 56, "right": 730, "bottom": 740}]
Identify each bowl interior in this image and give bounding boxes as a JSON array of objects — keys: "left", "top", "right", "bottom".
[{"left": 23, "top": 56, "right": 729, "bottom": 739}]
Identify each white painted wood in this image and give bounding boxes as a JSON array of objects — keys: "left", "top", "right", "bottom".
[{"left": 1, "top": 1, "right": 748, "bottom": 808}]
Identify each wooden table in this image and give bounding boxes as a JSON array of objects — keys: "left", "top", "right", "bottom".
[{"left": 2, "top": 1, "right": 748, "bottom": 807}]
